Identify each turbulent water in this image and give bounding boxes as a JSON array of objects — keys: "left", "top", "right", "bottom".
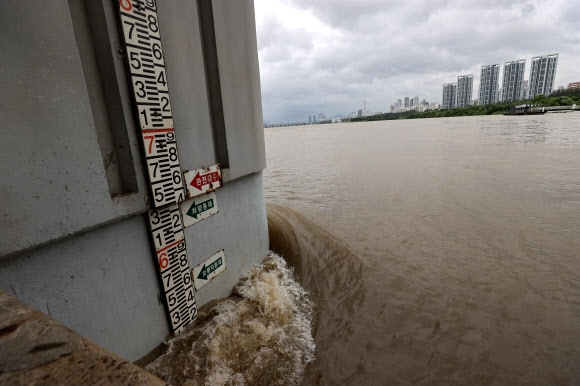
[
  {"left": 142, "top": 253, "right": 315, "bottom": 385},
  {"left": 264, "top": 114, "right": 580, "bottom": 385}
]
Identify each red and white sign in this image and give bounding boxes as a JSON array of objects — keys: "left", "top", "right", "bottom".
[{"left": 184, "top": 165, "right": 222, "bottom": 199}]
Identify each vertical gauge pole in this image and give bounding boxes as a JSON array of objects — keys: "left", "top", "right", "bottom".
[{"left": 117, "top": 0, "right": 197, "bottom": 333}]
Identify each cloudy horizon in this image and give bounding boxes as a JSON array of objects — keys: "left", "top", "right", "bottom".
[{"left": 254, "top": 0, "right": 580, "bottom": 124}]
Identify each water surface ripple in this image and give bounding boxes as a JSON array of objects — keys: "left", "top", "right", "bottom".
[{"left": 264, "top": 114, "right": 580, "bottom": 385}]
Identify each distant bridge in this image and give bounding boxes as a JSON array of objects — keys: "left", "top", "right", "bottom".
[
  {"left": 265, "top": 122, "right": 312, "bottom": 128},
  {"left": 509, "top": 104, "right": 579, "bottom": 115},
  {"left": 543, "top": 105, "right": 579, "bottom": 112},
  {"left": 265, "top": 118, "right": 351, "bottom": 128},
  {"left": 528, "top": 104, "right": 579, "bottom": 113}
]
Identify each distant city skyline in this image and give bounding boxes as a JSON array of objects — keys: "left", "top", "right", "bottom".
[
  {"left": 390, "top": 95, "right": 437, "bottom": 113},
  {"left": 434, "top": 53, "right": 560, "bottom": 110},
  {"left": 255, "top": 0, "right": 579, "bottom": 123},
  {"left": 290, "top": 52, "right": 566, "bottom": 124},
  {"left": 272, "top": 51, "right": 571, "bottom": 123}
]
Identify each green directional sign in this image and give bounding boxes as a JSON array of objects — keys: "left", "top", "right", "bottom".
[
  {"left": 192, "top": 250, "right": 226, "bottom": 290},
  {"left": 181, "top": 192, "right": 218, "bottom": 228},
  {"left": 197, "top": 257, "right": 223, "bottom": 280},
  {"left": 186, "top": 197, "right": 215, "bottom": 219}
]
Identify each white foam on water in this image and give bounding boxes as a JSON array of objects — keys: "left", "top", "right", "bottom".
[{"left": 145, "top": 252, "right": 315, "bottom": 386}]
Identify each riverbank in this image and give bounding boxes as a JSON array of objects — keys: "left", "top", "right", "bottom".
[{"left": 353, "top": 89, "right": 580, "bottom": 122}]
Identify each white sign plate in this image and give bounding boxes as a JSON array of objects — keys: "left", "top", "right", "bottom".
[
  {"left": 192, "top": 250, "right": 226, "bottom": 290},
  {"left": 118, "top": 0, "right": 184, "bottom": 208},
  {"left": 181, "top": 192, "right": 219, "bottom": 228},
  {"left": 148, "top": 204, "right": 197, "bottom": 333},
  {"left": 184, "top": 165, "right": 222, "bottom": 199}
]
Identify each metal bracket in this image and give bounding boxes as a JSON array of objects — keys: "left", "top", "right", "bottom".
[{"left": 114, "top": 42, "right": 125, "bottom": 59}]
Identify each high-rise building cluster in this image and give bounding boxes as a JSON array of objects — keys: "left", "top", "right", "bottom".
[
  {"left": 390, "top": 95, "right": 438, "bottom": 113},
  {"left": 441, "top": 74, "right": 476, "bottom": 109},
  {"left": 442, "top": 53, "right": 559, "bottom": 109},
  {"left": 308, "top": 113, "right": 326, "bottom": 123}
]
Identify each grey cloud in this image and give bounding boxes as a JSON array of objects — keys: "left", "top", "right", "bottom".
[
  {"left": 559, "top": 3, "right": 580, "bottom": 27},
  {"left": 256, "top": 0, "right": 580, "bottom": 123},
  {"left": 258, "top": 19, "right": 314, "bottom": 64},
  {"left": 290, "top": 0, "right": 453, "bottom": 30},
  {"left": 521, "top": 3, "right": 536, "bottom": 15}
]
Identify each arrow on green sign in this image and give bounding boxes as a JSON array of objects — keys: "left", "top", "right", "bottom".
[
  {"left": 185, "top": 198, "right": 215, "bottom": 219},
  {"left": 197, "top": 257, "right": 223, "bottom": 280}
]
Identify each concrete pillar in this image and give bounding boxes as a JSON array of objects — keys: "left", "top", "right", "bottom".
[{"left": 0, "top": 0, "right": 268, "bottom": 360}]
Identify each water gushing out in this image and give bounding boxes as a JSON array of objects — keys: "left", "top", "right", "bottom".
[{"left": 144, "top": 253, "right": 315, "bottom": 385}]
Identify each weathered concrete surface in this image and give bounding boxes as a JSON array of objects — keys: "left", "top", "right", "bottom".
[
  {"left": 157, "top": 0, "right": 216, "bottom": 172},
  {"left": 0, "top": 0, "right": 149, "bottom": 258},
  {"left": 0, "top": 215, "right": 168, "bottom": 362},
  {"left": 0, "top": 172, "right": 269, "bottom": 361},
  {"left": 212, "top": 0, "right": 267, "bottom": 181},
  {"left": 0, "top": 289, "right": 164, "bottom": 385},
  {"left": 0, "top": 0, "right": 269, "bottom": 362},
  {"left": 184, "top": 172, "right": 269, "bottom": 307}
]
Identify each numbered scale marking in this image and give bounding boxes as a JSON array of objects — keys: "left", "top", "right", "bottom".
[
  {"left": 148, "top": 204, "right": 197, "bottom": 333},
  {"left": 118, "top": 0, "right": 184, "bottom": 208},
  {"left": 118, "top": 0, "right": 196, "bottom": 333}
]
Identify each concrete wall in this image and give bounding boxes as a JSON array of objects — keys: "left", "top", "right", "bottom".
[
  {"left": 0, "top": 0, "right": 149, "bottom": 257},
  {"left": 0, "top": 0, "right": 268, "bottom": 361},
  {"left": 212, "top": 0, "right": 267, "bottom": 181},
  {"left": 0, "top": 289, "right": 165, "bottom": 384}
]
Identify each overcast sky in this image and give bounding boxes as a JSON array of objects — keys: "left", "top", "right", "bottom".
[{"left": 253, "top": 0, "right": 580, "bottom": 123}]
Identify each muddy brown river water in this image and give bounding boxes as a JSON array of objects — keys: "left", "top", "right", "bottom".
[
  {"left": 143, "top": 114, "right": 580, "bottom": 385},
  {"left": 263, "top": 114, "right": 580, "bottom": 385}
]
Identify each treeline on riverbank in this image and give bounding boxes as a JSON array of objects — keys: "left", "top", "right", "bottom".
[{"left": 352, "top": 89, "right": 580, "bottom": 122}]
